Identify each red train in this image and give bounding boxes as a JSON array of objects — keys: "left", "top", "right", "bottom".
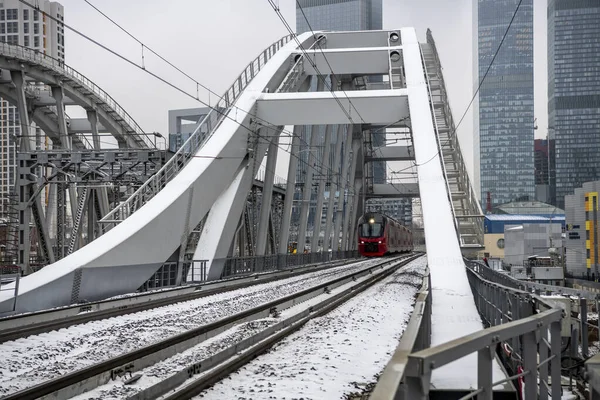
[{"left": 357, "top": 212, "right": 413, "bottom": 257}]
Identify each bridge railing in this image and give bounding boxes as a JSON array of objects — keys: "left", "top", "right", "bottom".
[
  {"left": 372, "top": 263, "right": 563, "bottom": 399},
  {"left": 218, "top": 251, "right": 360, "bottom": 280},
  {"left": 422, "top": 30, "right": 485, "bottom": 250},
  {"left": 254, "top": 165, "right": 288, "bottom": 188},
  {"left": 468, "top": 260, "right": 598, "bottom": 299},
  {"left": 0, "top": 41, "right": 154, "bottom": 149},
  {"left": 99, "top": 35, "right": 294, "bottom": 227}
]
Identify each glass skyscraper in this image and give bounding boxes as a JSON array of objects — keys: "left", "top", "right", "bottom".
[
  {"left": 474, "top": 0, "right": 535, "bottom": 209},
  {"left": 548, "top": 0, "right": 600, "bottom": 210},
  {"left": 296, "top": 0, "right": 382, "bottom": 34},
  {"left": 295, "top": 0, "right": 384, "bottom": 187}
]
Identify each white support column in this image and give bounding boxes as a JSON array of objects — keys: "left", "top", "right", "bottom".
[
  {"left": 323, "top": 124, "right": 345, "bottom": 251},
  {"left": 51, "top": 85, "right": 71, "bottom": 150},
  {"left": 333, "top": 127, "right": 353, "bottom": 251},
  {"left": 87, "top": 189, "right": 96, "bottom": 244},
  {"left": 341, "top": 132, "right": 362, "bottom": 251},
  {"left": 86, "top": 109, "right": 101, "bottom": 150},
  {"left": 193, "top": 129, "right": 273, "bottom": 279},
  {"left": 278, "top": 125, "right": 302, "bottom": 254},
  {"left": 348, "top": 181, "right": 363, "bottom": 250},
  {"left": 310, "top": 123, "right": 333, "bottom": 252},
  {"left": 296, "top": 78, "right": 325, "bottom": 252},
  {"left": 296, "top": 124, "right": 320, "bottom": 253},
  {"left": 256, "top": 130, "right": 280, "bottom": 256},
  {"left": 11, "top": 70, "right": 32, "bottom": 151}
]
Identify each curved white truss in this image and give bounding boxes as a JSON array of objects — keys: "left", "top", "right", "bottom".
[{"left": 0, "top": 33, "right": 313, "bottom": 312}]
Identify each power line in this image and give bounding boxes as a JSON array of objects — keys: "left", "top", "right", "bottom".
[
  {"left": 266, "top": 0, "right": 358, "bottom": 125},
  {"left": 295, "top": 0, "right": 368, "bottom": 125},
  {"left": 79, "top": 1, "right": 359, "bottom": 193},
  {"left": 414, "top": 0, "right": 525, "bottom": 170},
  {"left": 16, "top": 0, "right": 363, "bottom": 196}
]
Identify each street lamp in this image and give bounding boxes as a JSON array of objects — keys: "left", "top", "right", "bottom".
[{"left": 153, "top": 132, "right": 166, "bottom": 150}]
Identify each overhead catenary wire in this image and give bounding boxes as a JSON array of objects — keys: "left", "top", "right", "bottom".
[
  {"left": 294, "top": 0, "right": 368, "bottom": 125},
  {"left": 266, "top": 0, "right": 359, "bottom": 125},
  {"left": 411, "top": 0, "right": 525, "bottom": 170},
  {"left": 17, "top": 0, "right": 362, "bottom": 196}
]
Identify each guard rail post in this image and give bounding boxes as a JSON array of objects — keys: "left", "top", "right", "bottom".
[{"left": 581, "top": 297, "right": 589, "bottom": 358}]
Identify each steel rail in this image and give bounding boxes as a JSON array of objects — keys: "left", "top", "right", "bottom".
[
  {"left": 2, "top": 254, "right": 418, "bottom": 400},
  {"left": 0, "top": 257, "right": 362, "bottom": 344},
  {"left": 158, "top": 254, "right": 424, "bottom": 400}
]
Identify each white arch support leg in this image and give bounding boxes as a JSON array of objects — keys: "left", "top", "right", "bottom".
[
  {"left": 193, "top": 131, "right": 274, "bottom": 279},
  {"left": 323, "top": 124, "right": 346, "bottom": 251},
  {"left": 278, "top": 125, "right": 302, "bottom": 254},
  {"left": 310, "top": 123, "right": 333, "bottom": 252},
  {"left": 333, "top": 127, "right": 353, "bottom": 250},
  {"left": 341, "top": 132, "right": 362, "bottom": 251},
  {"left": 256, "top": 132, "right": 280, "bottom": 256}
]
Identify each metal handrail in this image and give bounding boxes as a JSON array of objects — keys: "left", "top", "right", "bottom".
[
  {"left": 99, "top": 35, "right": 294, "bottom": 226},
  {"left": 424, "top": 30, "right": 485, "bottom": 247},
  {"left": 371, "top": 260, "right": 564, "bottom": 399},
  {"left": 0, "top": 41, "right": 154, "bottom": 149},
  {"left": 467, "top": 260, "right": 598, "bottom": 300},
  {"left": 254, "top": 165, "right": 287, "bottom": 188},
  {"left": 425, "top": 30, "right": 483, "bottom": 220},
  {"left": 419, "top": 43, "right": 460, "bottom": 244}
]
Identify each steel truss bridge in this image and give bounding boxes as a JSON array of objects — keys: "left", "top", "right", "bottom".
[{"left": 0, "top": 27, "right": 571, "bottom": 397}]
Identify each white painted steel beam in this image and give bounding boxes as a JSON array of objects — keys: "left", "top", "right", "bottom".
[
  {"left": 256, "top": 89, "right": 409, "bottom": 125},
  {"left": 298, "top": 47, "right": 401, "bottom": 76},
  {"left": 319, "top": 30, "right": 398, "bottom": 49},
  {"left": 369, "top": 183, "right": 419, "bottom": 198},
  {"left": 366, "top": 146, "right": 414, "bottom": 161},
  {"left": 68, "top": 118, "right": 109, "bottom": 134}
]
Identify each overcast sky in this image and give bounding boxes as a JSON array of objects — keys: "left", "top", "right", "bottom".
[{"left": 60, "top": 0, "right": 549, "bottom": 177}]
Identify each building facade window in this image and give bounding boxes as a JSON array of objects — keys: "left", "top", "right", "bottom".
[{"left": 476, "top": 0, "right": 535, "bottom": 207}]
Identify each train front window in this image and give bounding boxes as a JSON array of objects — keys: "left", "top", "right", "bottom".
[{"left": 361, "top": 223, "right": 383, "bottom": 238}]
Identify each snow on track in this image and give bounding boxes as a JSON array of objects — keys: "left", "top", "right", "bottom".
[
  {"left": 0, "top": 258, "right": 383, "bottom": 396},
  {"left": 199, "top": 256, "right": 427, "bottom": 400},
  {"left": 70, "top": 319, "right": 279, "bottom": 400}
]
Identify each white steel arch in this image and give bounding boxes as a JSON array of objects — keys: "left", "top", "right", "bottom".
[{"left": 0, "top": 30, "right": 497, "bottom": 391}]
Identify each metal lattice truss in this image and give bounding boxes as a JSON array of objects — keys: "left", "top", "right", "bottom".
[
  {"left": 0, "top": 41, "right": 164, "bottom": 273},
  {"left": 0, "top": 28, "right": 483, "bottom": 313}
]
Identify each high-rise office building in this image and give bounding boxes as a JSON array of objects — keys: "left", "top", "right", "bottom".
[
  {"left": 296, "top": 0, "right": 382, "bottom": 34},
  {"left": 548, "top": 0, "right": 600, "bottom": 210},
  {"left": 474, "top": 0, "right": 535, "bottom": 208},
  {"left": 0, "top": 0, "right": 65, "bottom": 216}
]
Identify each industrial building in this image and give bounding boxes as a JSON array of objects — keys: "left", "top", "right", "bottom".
[
  {"left": 482, "top": 214, "right": 565, "bottom": 261},
  {"left": 565, "top": 180, "right": 600, "bottom": 279}
]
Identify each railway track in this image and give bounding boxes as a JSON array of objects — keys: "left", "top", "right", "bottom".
[
  {"left": 0, "top": 257, "right": 360, "bottom": 344},
  {"left": 162, "top": 254, "right": 424, "bottom": 400},
  {"left": 0, "top": 254, "right": 419, "bottom": 399}
]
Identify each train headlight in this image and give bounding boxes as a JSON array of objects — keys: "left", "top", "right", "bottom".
[
  {"left": 369, "top": 218, "right": 375, "bottom": 224},
  {"left": 378, "top": 241, "right": 382, "bottom": 244},
  {"left": 360, "top": 241, "right": 364, "bottom": 244}
]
